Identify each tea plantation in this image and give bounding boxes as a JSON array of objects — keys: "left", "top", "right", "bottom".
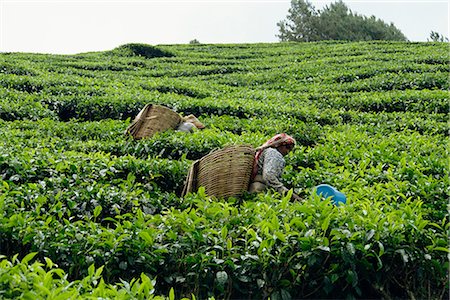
[{"left": 0, "top": 42, "right": 448, "bottom": 299}]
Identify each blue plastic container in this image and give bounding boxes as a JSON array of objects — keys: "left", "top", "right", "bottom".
[{"left": 315, "top": 184, "right": 346, "bottom": 206}]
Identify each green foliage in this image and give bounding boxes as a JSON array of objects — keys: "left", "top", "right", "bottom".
[
  {"left": 0, "top": 254, "right": 168, "bottom": 299},
  {"left": 428, "top": 31, "right": 449, "bottom": 42},
  {"left": 108, "top": 43, "right": 175, "bottom": 59},
  {"left": 277, "top": 0, "right": 319, "bottom": 42},
  {"left": 0, "top": 41, "right": 448, "bottom": 299},
  {"left": 277, "top": 0, "right": 407, "bottom": 42}
]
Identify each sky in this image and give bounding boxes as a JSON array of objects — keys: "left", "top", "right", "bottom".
[{"left": 1, "top": 0, "right": 448, "bottom": 54}]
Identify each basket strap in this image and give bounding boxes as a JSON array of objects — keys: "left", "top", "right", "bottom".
[
  {"left": 125, "top": 104, "right": 153, "bottom": 137},
  {"left": 182, "top": 160, "right": 199, "bottom": 197},
  {"left": 134, "top": 104, "right": 152, "bottom": 122}
]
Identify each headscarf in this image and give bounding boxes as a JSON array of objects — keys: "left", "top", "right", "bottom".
[
  {"left": 251, "top": 133, "right": 296, "bottom": 180},
  {"left": 183, "top": 114, "right": 205, "bottom": 129}
]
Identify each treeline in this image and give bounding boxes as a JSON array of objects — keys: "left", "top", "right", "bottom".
[{"left": 277, "top": 0, "right": 407, "bottom": 42}]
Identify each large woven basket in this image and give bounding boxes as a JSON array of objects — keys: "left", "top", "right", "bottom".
[
  {"left": 126, "top": 104, "right": 182, "bottom": 139},
  {"left": 182, "top": 145, "right": 256, "bottom": 198}
]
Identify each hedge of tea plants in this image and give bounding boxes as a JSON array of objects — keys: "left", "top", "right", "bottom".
[{"left": 0, "top": 41, "right": 448, "bottom": 299}]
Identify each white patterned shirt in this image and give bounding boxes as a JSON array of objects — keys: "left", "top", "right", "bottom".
[{"left": 255, "top": 147, "right": 289, "bottom": 194}]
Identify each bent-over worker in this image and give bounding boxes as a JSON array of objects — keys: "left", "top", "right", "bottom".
[
  {"left": 177, "top": 114, "right": 205, "bottom": 133},
  {"left": 249, "top": 133, "right": 301, "bottom": 201}
]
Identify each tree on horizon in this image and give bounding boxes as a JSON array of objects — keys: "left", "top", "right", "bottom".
[{"left": 277, "top": 0, "right": 407, "bottom": 42}]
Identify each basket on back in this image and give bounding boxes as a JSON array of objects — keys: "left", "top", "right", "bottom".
[
  {"left": 126, "top": 104, "right": 182, "bottom": 139},
  {"left": 182, "top": 145, "right": 256, "bottom": 199}
]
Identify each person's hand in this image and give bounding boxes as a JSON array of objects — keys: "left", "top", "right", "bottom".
[{"left": 291, "top": 193, "right": 302, "bottom": 202}]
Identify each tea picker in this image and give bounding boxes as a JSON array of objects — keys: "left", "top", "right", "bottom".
[
  {"left": 125, "top": 104, "right": 205, "bottom": 139},
  {"left": 248, "top": 133, "right": 302, "bottom": 201}
]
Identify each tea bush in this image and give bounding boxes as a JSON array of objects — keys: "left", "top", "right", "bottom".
[
  {"left": 108, "top": 43, "right": 175, "bottom": 59},
  {"left": 0, "top": 41, "right": 448, "bottom": 299},
  {"left": 0, "top": 253, "right": 172, "bottom": 299}
]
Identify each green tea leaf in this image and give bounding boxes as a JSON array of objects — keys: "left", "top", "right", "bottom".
[
  {"left": 93, "top": 205, "right": 102, "bottom": 218},
  {"left": 21, "top": 252, "right": 37, "bottom": 265}
]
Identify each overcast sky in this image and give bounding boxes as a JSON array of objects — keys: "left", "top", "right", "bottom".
[{"left": 1, "top": 0, "right": 448, "bottom": 54}]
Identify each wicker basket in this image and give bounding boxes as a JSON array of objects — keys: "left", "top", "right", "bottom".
[
  {"left": 182, "top": 145, "right": 256, "bottom": 198},
  {"left": 126, "top": 104, "right": 182, "bottom": 139}
]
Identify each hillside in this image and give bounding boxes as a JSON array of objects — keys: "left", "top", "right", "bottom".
[{"left": 0, "top": 42, "right": 449, "bottom": 299}]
